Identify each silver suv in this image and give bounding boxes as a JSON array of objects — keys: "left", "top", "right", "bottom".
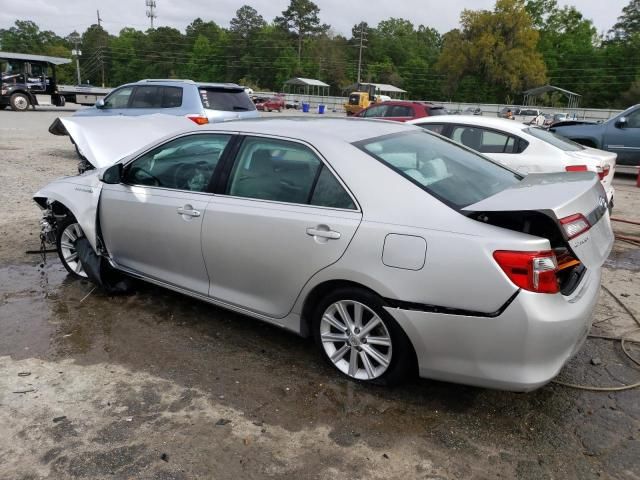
[{"left": 74, "top": 79, "right": 259, "bottom": 124}]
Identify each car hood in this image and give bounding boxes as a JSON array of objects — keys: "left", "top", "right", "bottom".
[{"left": 49, "top": 114, "right": 194, "bottom": 168}]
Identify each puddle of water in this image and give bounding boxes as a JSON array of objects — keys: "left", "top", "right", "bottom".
[{"left": 604, "top": 247, "right": 640, "bottom": 271}]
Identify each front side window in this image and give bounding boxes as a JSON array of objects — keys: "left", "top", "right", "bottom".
[
  {"left": 123, "top": 134, "right": 231, "bottom": 191},
  {"left": 451, "top": 126, "right": 519, "bottom": 154},
  {"left": 103, "top": 87, "right": 133, "bottom": 109},
  {"left": 362, "top": 105, "right": 387, "bottom": 118},
  {"left": 625, "top": 108, "right": 640, "bottom": 128},
  {"left": 227, "top": 137, "right": 355, "bottom": 208},
  {"left": 356, "top": 131, "right": 520, "bottom": 209},
  {"left": 524, "top": 127, "right": 584, "bottom": 151}
]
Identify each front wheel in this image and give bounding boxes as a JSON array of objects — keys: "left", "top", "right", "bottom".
[
  {"left": 10, "top": 93, "right": 30, "bottom": 112},
  {"left": 312, "top": 288, "right": 416, "bottom": 385},
  {"left": 56, "top": 217, "right": 88, "bottom": 278}
]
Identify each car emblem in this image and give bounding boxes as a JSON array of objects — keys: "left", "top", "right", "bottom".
[{"left": 598, "top": 196, "right": 607, "bottom": 211}]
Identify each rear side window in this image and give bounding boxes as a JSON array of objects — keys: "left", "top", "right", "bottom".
[
  {"left": 355, "top": 131, "right": 520, "bottom": 209},
  {"left": 418, "top": 123, "right": 445, "bottom": 135},
  {"left": 451, "top": 126, "right": 520, "bottom": 154},
  {"left": 199, "top": 87, "right": 256, "bottom": 112},
  {"left": 227, "top": 137, "right": 355, "bottom": 209},
  {"left": 385, "top": 105, "right": 413, "bottom": 117},
  {"left": 129, "top": 86, "right": 183, "bottom": 108},
  {"left": 427, "top": 107, "right": 447, "bottom": 116}
]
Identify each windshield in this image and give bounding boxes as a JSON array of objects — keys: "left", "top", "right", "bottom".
[
  {"left": 355, "top": 131, "right": 521, "bottom": 209},
  {"left": 199, "top": 87, "right": 256, "bottom": 112},
  {"left": 524, "top": 127, "right": 584, "bottom": 152}
]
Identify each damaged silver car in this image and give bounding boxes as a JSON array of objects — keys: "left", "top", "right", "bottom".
[{"left": 34, "top": 118, "right": 614, "bottom": 390}]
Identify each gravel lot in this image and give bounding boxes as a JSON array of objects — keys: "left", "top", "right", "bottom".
[{"left": 1, "top": 107, "right": 639, "bottom": 480}]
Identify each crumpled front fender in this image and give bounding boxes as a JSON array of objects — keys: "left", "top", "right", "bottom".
[{"left": 33, "top": 173, "right": 104, "bottom": 251}]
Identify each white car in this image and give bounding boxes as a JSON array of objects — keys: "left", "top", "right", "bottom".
[{"left": 408, "top": 116, "right": 616, "bottom": 205}]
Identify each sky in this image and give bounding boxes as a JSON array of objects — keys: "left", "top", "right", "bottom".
[{"left": 0, "top": 0, "right": 628, "bottom": 38}]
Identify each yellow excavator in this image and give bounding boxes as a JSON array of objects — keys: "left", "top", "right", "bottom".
[{"left": 344, "top": 83, "right": 388, "bottom": 116}]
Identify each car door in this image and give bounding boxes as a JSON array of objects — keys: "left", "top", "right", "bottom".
[
  {"left": 97, "top": 86, "right": 134, "bottom": 116},
  {"left": 604, "top": 107, "right": 640, "bottom": 168},
  {"left": 99, "top": 133, "right": 233, "bottom": 294},
  {"left": 202, "top": 135, "right": 362, "bottom": 318}
]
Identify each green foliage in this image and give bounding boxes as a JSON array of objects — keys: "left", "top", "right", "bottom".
[
  {"left": 1, "top": 0, "right": 640, "bottom": 108},
  {"left": 437, "top": 0, "right": 547, "bottom": 102}
]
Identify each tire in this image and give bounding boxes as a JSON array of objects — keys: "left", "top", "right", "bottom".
[
  {"left": 9, "top": 93, "right": 30, "bottom": 112},
  {"left": 264, "top": 106, "right": 270, "bottom": 113},
  {"left": 312, "top": 287, "right": 416, "bottom": 386},
  {"left": 56, "top": 217, "right": 88, "bottom": 279}
]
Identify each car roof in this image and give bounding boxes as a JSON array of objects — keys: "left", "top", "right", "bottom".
[
  {"left": 408, "top": 115, "right": 529, "bottom": 134},
  {"left": 127, "top": 79, "right": 241, "bottom": 89},
  {"left": 198, "top": 117, "right": 419, "bottom": 143}
]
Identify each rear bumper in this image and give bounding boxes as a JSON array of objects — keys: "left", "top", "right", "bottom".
[{"left": 386, "top": 268, "right": 601, "bottom": 391}]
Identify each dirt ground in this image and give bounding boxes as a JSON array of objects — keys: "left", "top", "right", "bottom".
[{"left": 1, "top": 107, "right": 639, "bottom": 480}]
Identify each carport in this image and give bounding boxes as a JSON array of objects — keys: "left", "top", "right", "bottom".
[
  {"left": 282, "top": 77, "right": 330, "bottom": 96},
  {"left": 523, "top": 85, "right": 582, "bottom": 110}
]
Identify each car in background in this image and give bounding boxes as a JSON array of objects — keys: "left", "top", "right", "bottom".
[
  {"left": 463, "top": 107, "right": 483, "bottom": 116},
  {"left": 498, "top": 106, "right": 519, "bottom": 119},
  {"left": 73, "top": 79, "right": 258, "bottom": 124},
  {"left": 255, "top": 96, "right": 286, "bottom": 112},
  {"left": 550, "top": 104, "right": 640, "bottom": 174},
  {"left": 409, "top": 115, "right": 616, "bottom": 204},
  {"left": 353, "top": 100, "right": 447, "bottom": 122},
  {"left": 35, "top": 117, "right": 613, "bottom": 391},
  {"left": 517, "top": 108, "right": 542, "bottom": 124}
]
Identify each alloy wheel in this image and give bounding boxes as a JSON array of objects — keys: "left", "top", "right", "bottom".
[
  {"left": 320, "top": 300, "right": 392, "bottom": 380},
  {"left": 59, "top": 222, "right": 88, "bottom": 278}
]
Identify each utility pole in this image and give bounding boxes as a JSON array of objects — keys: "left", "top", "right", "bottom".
[
  {"left": 356, "top": 23, "right": 367, "bottom": 84},
  {"left": 68, "top": 32, "right": 82, "bottom": 85},
  {"left": 97, "top": 9, "right": 102, "bottom": 27},
  {"left": 97, "top": 10, "right": 105, "bottom": 87},
  {"left": 146, "top": 0, "right": 157, "bottom": 29}
]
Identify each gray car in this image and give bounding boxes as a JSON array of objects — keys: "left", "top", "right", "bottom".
[
  {"left": 73, "top": 79, "right": 259, "bottom": 124},
  {"left": 34, "top": 118, "right": 613, "bottom": 391}
]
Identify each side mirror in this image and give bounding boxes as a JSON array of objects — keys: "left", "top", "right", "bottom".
[
  {"left": 95, "top": 98, "right": 105, "bottom": 109},
  {"left": 615, "top": 116, "right": 627, "bottom": 128},
  {"left": 100, "top": 164, "right": 122, "bottom": 184}
]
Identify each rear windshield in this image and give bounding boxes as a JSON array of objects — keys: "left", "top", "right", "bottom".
[
  {"left": 428, "top": 107, "right": 448, "bottom": 116},
  {"left": 355, "top": 130, "right": 521, "bottom": 209},
  {"left": 524, "top": 127, "right": 584, "bottom": 152},
  {"left": 198, "top": 87, "right": 256, "bottom": 112}
]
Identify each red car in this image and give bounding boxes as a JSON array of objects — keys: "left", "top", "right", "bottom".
[
  {"left": 255, "top": 96, "right": 285, "bottom": 112},
  {"left": 354, "top": 101, "right": 448, "bottom": 122}
]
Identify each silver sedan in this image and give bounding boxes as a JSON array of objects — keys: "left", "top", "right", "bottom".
[{"left": 34, "top": 118, "right": 613, "bottom": 391}]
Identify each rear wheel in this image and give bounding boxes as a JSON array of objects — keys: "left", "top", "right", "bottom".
[
  {"left": 56, "top": 217, "right": 88, "bottom": 278},
  {"left": 10, "top": 93, "right": 30, "bottom": 112},
  {"left": 312, "top": 287, "right": 415, "bottom": 385}
]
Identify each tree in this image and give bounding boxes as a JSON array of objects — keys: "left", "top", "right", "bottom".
[
  {"left": 436, "top": 0, "right": 546, "bottom": 102},
  {"left": 274, "top": 0, "right": 329, "bottom": 60},
  {"left": 230, "top": 5, "right": 266, "bottom": 39},
  {"left": 611, "top": 0, "right": 640, "bottom": 39}
]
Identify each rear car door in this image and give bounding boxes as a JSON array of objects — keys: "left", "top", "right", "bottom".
[
  {"left": 202, "top": 136, "right": 362, "bottom": 318},
  {"left": 100, "top": 133, "right": 232, "bottom": 294},
  {"left": 604, "top": 107, "right": 640, "bottom": 169}
]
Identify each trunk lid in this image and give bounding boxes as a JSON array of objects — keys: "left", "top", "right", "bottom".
[{"left": 463, "top": 172, "right": 613, "bottom": 269}]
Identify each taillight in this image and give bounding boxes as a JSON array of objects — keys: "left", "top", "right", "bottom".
[
  {"left": 597, "top": 165, "right": 610, "bottom": 180},
  {"left": 186, "top": 114, "right": 209, "bottom": 125},
  {"left": 559, "top": 213, "right": 591, "bottom": 239},
  {"left": 565, "top": 165, "right": 588, "bottom": 172},
  {"left": 493, "top": 250, "right": 559, "bottom": 294}
]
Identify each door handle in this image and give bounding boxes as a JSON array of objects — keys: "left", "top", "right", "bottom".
[
  {"left": 306, "top": 227, "right": 341, "bottom": 240},
  {"left": 177, "top": 207, "right": 201, "bottom": 217}
]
